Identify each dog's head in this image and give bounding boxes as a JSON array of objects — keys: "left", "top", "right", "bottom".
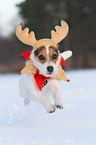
[
  {"left": 30, "top": 44, "right": 60, "bottom": 77},
  {"left": 16, "top": 20, "right": 69, "bottom": 77}
]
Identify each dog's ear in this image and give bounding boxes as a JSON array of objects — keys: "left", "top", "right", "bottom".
[{"left": 61, "top": 50, "right": 72, "bottom": 60}]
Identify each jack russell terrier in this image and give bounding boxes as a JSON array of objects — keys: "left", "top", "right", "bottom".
[{"left": 16, "top": 20, "right": 72, "bottom": 113}]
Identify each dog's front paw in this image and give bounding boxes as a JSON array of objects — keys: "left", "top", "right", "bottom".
[
  {"left": 55, "top": 104, "right": 64, "bottom": 109},
  {"left": 47, "top": 105, "right": 56, "bottom": 113}
]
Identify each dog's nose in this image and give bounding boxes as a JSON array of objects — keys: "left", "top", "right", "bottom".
[{"left": 47, "top": 66, "right": 53, "bottom": 72}]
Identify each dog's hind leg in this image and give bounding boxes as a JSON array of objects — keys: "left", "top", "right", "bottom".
[
  {"left": 24, "top": 97, "right": 31, "bottom": 105},
  {"left": 19, "top": 75, "right": 32, "bottom": 105}
]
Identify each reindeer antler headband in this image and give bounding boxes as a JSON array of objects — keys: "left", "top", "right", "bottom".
[
  {"left": 16, "top": 20, "right": 70, "bottom": 90},
  {"left": 16, "top": 20, "right": 69, "bottom": 50}
]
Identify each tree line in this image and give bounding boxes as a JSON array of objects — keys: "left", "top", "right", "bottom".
[{"left": 0, "top": 0, "right": 96, "bottom": 72}]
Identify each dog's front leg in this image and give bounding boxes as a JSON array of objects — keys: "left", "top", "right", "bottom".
[
  {"left": 49, "top": 79, "right": 64, "bottom": 109},
  {"left": 33, "top": 90, "right": 56, "bottom": 113},
  {"left": 26, "top": 75, "right": 55, "bottom": 113}
]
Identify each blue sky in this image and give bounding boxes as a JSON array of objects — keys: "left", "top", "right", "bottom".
[{"left": 0, "top": 0, "right": 25, "bottom": 37}]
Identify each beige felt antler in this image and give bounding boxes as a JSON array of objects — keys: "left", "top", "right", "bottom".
[
  {"left": 16, "top": 23, "right": 37, "bottom": 46},
  {"left": 20, "top": 61, "right": 38, "bottom": 75},
  {"left": 51, "top": 65, "right": 68, "bottom": 81},
  {"left": 51, "top": 20, "right": 69, "bottom": 44}
]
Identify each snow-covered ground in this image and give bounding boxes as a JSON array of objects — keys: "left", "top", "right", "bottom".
[{"left": 0, "top": 69, "right": 96, "bottom": 145}]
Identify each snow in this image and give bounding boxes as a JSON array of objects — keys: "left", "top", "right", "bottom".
[{"left": 0, "top": 69, "right": 96, "bottom": 145}]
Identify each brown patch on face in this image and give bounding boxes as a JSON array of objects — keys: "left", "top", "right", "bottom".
[
  {"left": 34, "top": 46, "right": 47, "bottom": 64},
  {"left": 49, "top": 46, "right": 59, "bottom": 64}
]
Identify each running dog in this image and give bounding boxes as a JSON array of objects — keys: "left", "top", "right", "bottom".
[{"left": 16, "top": 20, "right": 72, "bottom": 113}]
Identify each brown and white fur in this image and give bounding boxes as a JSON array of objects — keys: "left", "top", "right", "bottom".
[{"left": 19, "top": 45, "right": 72, "bottom": 113}]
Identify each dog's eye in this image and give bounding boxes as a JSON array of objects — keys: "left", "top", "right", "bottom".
[
  {"left": 52, "top": 54, "right": 58, "bottom": 59},
  {"left": 38, "top": 55, "right": 45, "bottom": 60}
]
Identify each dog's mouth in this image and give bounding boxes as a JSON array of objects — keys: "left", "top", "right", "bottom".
[{"left": 47, "top": 72, "right": 53, "bottom": 75}]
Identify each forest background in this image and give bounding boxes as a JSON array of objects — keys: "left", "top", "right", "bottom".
[{"left": 0, "top": 0, "right": 96, "bottom": 73}]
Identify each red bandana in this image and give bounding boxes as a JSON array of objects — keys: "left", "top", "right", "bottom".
[
  {"left": 34, "top": 71, "right": 50, "bottom": 91},
  {"left": 20, "top": 50, "right": 66, "bottom": 91}
]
